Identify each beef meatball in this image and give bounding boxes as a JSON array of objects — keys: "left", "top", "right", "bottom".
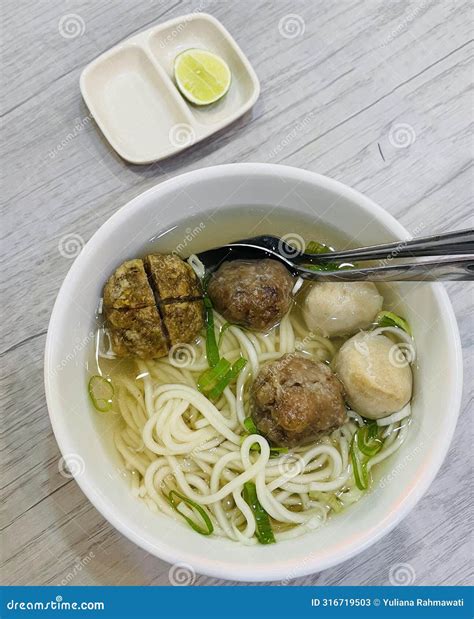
[
  {"left": 251, "top": 354, "right": 347, "bottom": 447},
  {"left": 103, "top": 254, "right": 204, "bottom": 359},
  {"left": 207, "top": 259, "right": 294, "bottom": 331},
  {"left": 334, "top": 331, "right": 413, "bottom": 419},
  {"left": 302, "top": 282, "right": 383, "bottom": 338}
]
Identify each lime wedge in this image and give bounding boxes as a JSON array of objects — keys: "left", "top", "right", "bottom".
[{"left": 174, "top": 48, "right": 231, "bottom": 106}]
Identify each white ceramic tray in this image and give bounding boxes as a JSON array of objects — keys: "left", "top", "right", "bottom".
[{"left": 80, "top": 13, "right": 260, "bottom": 164}]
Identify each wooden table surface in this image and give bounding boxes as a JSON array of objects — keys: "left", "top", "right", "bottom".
[{"left": 1, "top": 0, "right": 473, "bottom": 587}]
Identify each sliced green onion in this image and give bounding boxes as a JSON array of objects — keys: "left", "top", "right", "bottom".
[
  {"left": 350, "top": 422, "right": 386, "bottom": 490},
  {"left": 367, "top": 421, "right": 379, "bottom": 439},
  {"left": 198, "top": 358, "right": 231, "bottom": 393},
  {"left": 349, "top": 437, "right": 369, "bottom": 490},
  {"left": 304, "top": 239, "right": 355, "bottom": 271},
  {"left": 242, "top": 438, "right": 260, "bottom": 451},
  {"left": 201, "top": 272, "right": 212, "bottom": 291},
  {"left": 218, "top": 322, "right": 233, "bottom": 345},
  {"left": 304, "top": 261, "right": 355, "bottom": 272},
  {"left": 241, "top": 418, "right": 287, "bottom": 458},
  {"left": 242, "top": 482, "right": 275, "bottom": 544},
  {"left": 308, "top": 491, "right": 343, "bottom": 513},
  {"left": 206, "top": 357, "right": 247, "bottom": 400},
  {"left": 304, "top": 262, "right": 336, "bottom": 272},
  {"left": 376, "top": 310, "right": 412, "bottom": 336},
  {"left": 269, "top": 446, "right": 288, "bottom": 458},
  {"left": 240, "top": 436, "right": 288, "bottom": 458},
  {"left": 243, "top": 416, "right": 258, "bottom": 434},
  {"left": 306, "top": 240, "right": 333, "bottom": 254},
  {"left": 198, "top": 357, "right": 247, "bottom": 400},
  {"left": 166, "top": 489, "right": 214, "bottom": 536},
  {"left": 356, "top": 423, "right": 383, "bottom": 457},
  {"left": 88, "top": 375, "right": 114, "bottom": 412},
  {"left": 204, "top": 295, "right": 220, "bottom": 367},
  {"left": 304, "top": 240, "right": 336, "bottom": 270}
]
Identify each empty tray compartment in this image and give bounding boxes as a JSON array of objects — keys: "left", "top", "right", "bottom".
[{"left": 80, "top": 45, "right": 192, "bottom": 163}]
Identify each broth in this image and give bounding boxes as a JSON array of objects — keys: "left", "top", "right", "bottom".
[{"left": 87, "top": 206, "right": 415, "bottom": 543}]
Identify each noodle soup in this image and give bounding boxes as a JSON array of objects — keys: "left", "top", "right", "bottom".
[{"left": 88, "top": 208, "right": 415, "bottom": 545}]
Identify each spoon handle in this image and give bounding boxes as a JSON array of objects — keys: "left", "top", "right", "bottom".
[
  {"left": 296, "top": 256, "right": 474, "bottom": 281},
  {"left": 296, "top": 228, "right": 474, "bottom": 263}
]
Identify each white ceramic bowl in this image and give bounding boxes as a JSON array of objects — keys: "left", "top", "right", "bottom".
[{"left": 45, "top": 163, "right": 462, "bottom": 582}]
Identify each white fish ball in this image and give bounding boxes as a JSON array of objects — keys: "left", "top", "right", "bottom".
[
  {"left": 302, "top": 282, "right": 383, "bottom": 338},
  {"left": 334, "top": 331, "right": 413, "bottom": 419}
]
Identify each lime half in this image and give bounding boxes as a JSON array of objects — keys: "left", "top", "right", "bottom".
[{"left": 174, "top": 49, "right": 231, "bottom": 106}]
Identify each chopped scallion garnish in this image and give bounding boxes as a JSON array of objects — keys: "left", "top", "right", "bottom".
[
  {"left": 350, "top": 436, "right": 369, "bottom": 491},
  {"left": 243, "top": 416, "right": 258, "bottom": 434},
  {"left": 269, "top": 446, "right": 288, "bottom": 458},
  {"left": 240, "top": 436, "right": 288, "bottom": 458},
  {"left": 204, "top": 295, "right": 220, "bottom": 367},
  {"left": 241, "top": 417, "right": 286, "bottom": 457},
  {"left": 356, "top": 422, "right": 383, "bottom": 457},
  {"left": 218, "top": 321, "right": 233, "bottom": 345},
  {"left": 198, "top": 358, "right": 231, "bottom": 392},
  {"left": 376, "top": 310, "right": 412, "bottom": 336},
  {"left": 308, "top": 491, "right": 343, "bottom": 513},
  {"left": 304, "top": 262, "right": 355, "bottom": 272},
  {"left": 206, "top": 357, "right": 247, "bottom": 400},
  {"left": 242, "top": 482, "right": 275, "bottom": 544},
  {"left": 350, "top": 421, "right": 386, "bottom": 490},
  {"left": 304, "top": 240, "right": 354, "bottom": 271},
  {"left": 304, "top": 263, "right": 338, "bottom": 272},
  {"left": 305, "top": 240, "right": 333, "bottom": 254},
  {"left": 88, "top": 375, "right": 114, "bottom": 412},
  {"left": 166, "top": 489, "right": 214, "bottom": 536},
  {"left": 198, "top": 357, "right": 247, "bottom": 400}
]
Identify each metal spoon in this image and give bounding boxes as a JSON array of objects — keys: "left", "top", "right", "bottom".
[{"left": 195, "top": 229, "right": 474, "bottom": 281}]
